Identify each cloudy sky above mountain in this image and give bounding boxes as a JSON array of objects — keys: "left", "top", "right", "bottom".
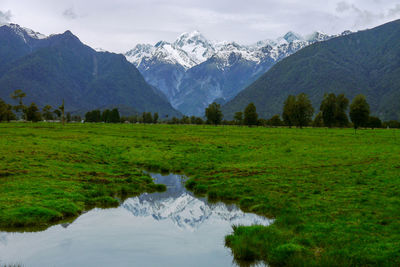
[{"left": 0, "top": 0, "right": 399, "bottom": 53}]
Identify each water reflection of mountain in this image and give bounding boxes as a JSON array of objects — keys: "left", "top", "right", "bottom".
[
  {"left": 122, "top": 173, "right": 271, "bottom": 231},
  {"left": 0, "top": 232, "right": 7, "bottom": 246}
]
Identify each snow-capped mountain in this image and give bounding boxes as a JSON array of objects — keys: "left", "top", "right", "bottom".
[
  {"left": 126, "top": 30, "right": 350, "bottom": 116},
  {"left": 173, "top": 30, "right": 215, "bottom": 66},
  {"left": 126, "top": 30, "right": 214, "bottom": 70}
]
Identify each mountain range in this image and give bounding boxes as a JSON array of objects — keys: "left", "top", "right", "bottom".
[
  {"left": 0, "top": 19, "right": 399, "bottom": 121},
  {"left": 125, "top": 30, "right": 350, "bottom": 116},
  {"left": 222, "top": 19, "right": 400, "bottom": 121},
  {"left": 0, "top": 23, "right": 180, "bottom": 117}
]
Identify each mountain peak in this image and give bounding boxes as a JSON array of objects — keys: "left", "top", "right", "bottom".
[
  {"left": 174, "top": 30, "right": 208, "bottom": 47},
  {"left": 306, "top": 31, "right": 330, "bottom": 42},
  {"left": 185, "top": 29, "right": 202, "bottom": 37},
  {"left": 62, "top": 30, "right": 74, "bottom": 36},
  {"left": 155, "top": 40, "right": 170, "bottom": 48},
  {"left": 178, "top": 30, "right": 202, "bottom": 38},
  {"left": 58, "top": 30, "right": 81, "bottom": 43},
  {"left": 283, "top": 31, "right": 303, "bottom": 42}
]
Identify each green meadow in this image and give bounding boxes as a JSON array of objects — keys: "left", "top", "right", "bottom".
[{"left": 0, "top": 123, "right": 399, "bottom": 266}]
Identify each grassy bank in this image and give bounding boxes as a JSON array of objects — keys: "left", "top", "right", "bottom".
[
  {"left": 0, "top": 123, "right": 399, "bottom": 266},
  {"left": 0, "top": 123, "right": 166, "bottom": 231}
]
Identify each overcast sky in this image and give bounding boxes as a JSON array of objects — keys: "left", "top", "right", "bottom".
[{"left": 0, "top": 0, "right": 399, "bottom": 53}]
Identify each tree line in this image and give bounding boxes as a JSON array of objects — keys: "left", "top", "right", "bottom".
[
  {"left": 0, "top": 90, "right": 80, "bottom": 123},
  {"left": 1, "top": 89, "right": 399, "bottom": 129},
  {"left": 85, "top": 110, "right": 162, "bottom": 124},
  {"left": 202, "top": 93, "right": 400, "bottom": 129}
]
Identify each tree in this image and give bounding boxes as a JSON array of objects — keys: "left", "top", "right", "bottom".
[
  {"left": 383, "top": 120, "right": 400, "bottom": 128},
  {"left": 102, "top": 109, "right": 111, "bottom": 122},
  {"left": 335, "top": 94, "right": 350, "bottom": 127},
  {"left": 350, "top": 95, "right": 370, "bottom": 130},
  {"left": 10, "top": 89, "right": 26, "bottom": 119},
  {"left": 367, "top": 116, "right": 382, "bottom": 129},
  {"left": 293, "top": 93, "right": 314, "bottom": 128},
  {"left": 194, "top": 117, "right": 204, "bottom": 125},
  {"left": 312, "top": 112, "right": 324, "bottom": 127},
  {"left": 5, "top": 104, "right": 15, "bottom": 122},
  {"left": 267, "top": 115, "right": 283, "bottom": 127},
  {"left": 109, "top": 108, "right": 120, "bottom": 123},
  {"left": 53, "top": 109, "right": 61, "bottom": 119},
  {"left": 257, "top": 118, "right": 267, "bottom": 126},
  {"left": 282, "top": 95, "right": 296, "bottom": 127},
  {"left": 66, "top": 112, "right": 71, "bottom": 122},
  {"left": 153, "top": 113, "right": 159, "bottom": 124},
  {"left": 59, "top": 99, "right": 65, "bottom": 125},
  {"left": 234, "top": 112, "right": 243, "bottom": 125},
  {"left": 0, "top": 98, "right": 16, "bottom": 122},
  {"left": 85, "top": 111, "right": 92, "bottom": 122},
  {"left": 170, "top": 117, "right": 179, "bottom": 124},
  {"left": 72, "top": 115, "right": 81, "bottom": 122},
  {"left": 26, "top": 103, "right": 42, "bottom": 122},
  {"left": 180, "top": 116, "right": 190, "bottom": 124},
  {"left": 42, "top": 105, "right": 54, "bottom": 121},
  {"left": 205, "top": 102, "right": 223, "bottom": 125},
  {"left": 243, "top": 103, "right": 258, "bottom": 126},
  {"left": 319, "top": 93, "right": 350, "bottom": 127},
  {"left": 320, "top": 93, "right": 337, "bottom": 127},
  {"left": 85, "top": 110, "right": 101, "bottom": 122},
  {"left": 190, "top": 116, "right": 204, "bottom": 125},
  {"left": 142, "top": 112, "right": 153, "bottom": 123}
]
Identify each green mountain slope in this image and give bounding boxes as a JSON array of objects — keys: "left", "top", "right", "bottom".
[
  {"left": 222, "top": 19, "right": 400, "bottom": 120},
  {"left": 0, "top": 27, "right": 180, "bottom": 117}
]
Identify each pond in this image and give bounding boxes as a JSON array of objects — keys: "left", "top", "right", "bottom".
[{"left": 0, "top": 172, "right": 272, "bottom": 267}]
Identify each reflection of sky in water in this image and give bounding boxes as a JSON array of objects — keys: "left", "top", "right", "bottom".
[{"left": 0, "top": 173, "right": 271, "bottom": 267}]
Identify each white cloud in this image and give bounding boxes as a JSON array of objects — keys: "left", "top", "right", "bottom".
[
  {"left": 63, "top": 7, "right": 78, "bottom": 20},
  {"left": 0, "top": 0, "right": 399, "bottom": 52},
  {"left": 388, "top": 4, "right": 400, "bottom": 17},
  {"left": 0, "top": 10, "right": 12, "bottom": 23}
]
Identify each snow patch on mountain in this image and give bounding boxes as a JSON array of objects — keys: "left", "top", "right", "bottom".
[
  {"left": 0, "top": 23, "right": 47, "bottom": 42},
  {"left": 94, "top": 47, "right": 108, "bottom": 53},
  {"left": 126, "top": 30, "right": 215, "bottom": 70},
  {"left": 173, "top": 30, "right": 215, "bottom": 65},
  {"left": 126, "top": 30, "right": 342, "bottom": 72}
]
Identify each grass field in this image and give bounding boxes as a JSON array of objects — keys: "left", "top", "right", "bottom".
[{"left": 0, "top": 123, "right": 399, "bottom": 266}]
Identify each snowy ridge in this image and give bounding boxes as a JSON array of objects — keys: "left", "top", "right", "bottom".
[
  {"left": 94, "top": 47, "right": 108, "bottom": 53},
  {"left": 0, "top": 23, "right": 47, "bottom": 42},
  {"left": 126, "top": 30, "right": 214, "bottom": 70},
  {"left": 125, "top": 29, "right": 348, "bottom": 72}
]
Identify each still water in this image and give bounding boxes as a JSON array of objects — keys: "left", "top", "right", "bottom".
[{"left": 0, "top": 173, "right": 272, "bottom": 267}]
